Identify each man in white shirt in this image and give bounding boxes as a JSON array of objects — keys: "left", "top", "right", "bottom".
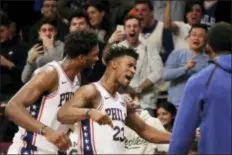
[
  {"left": 135, "top": 0, "right": 164, "bottom": 53},
  {"left": 103, "top": 15, "right": 163, "bottom": 116}
]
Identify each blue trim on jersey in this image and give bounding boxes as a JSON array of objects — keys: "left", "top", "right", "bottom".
[
  {"left": 21, "top": 146, "right": 33, "bottom": 155},
  {"left": 81, "top": 119, "right": 94, "bottom": 155},
  {"left": 21, "top": 132, "right": 37, "bottom": 154},
  {"left": 29, "top": 97, "right": 42, "bottom": 119},
  {"left": 21, "top": 92, "right": 48, "bottom": 153}
]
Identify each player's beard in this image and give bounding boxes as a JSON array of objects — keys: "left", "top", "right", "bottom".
[{"left": 82, "top": 67, "right": 93, "bottom": 77}]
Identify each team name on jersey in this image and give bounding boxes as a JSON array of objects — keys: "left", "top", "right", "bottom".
[
  {"left": 105, "top": 108, "right": 126, "bottom": 123},
  {"left": 59, "top": 92, "right": 74, "bottom": 107}
]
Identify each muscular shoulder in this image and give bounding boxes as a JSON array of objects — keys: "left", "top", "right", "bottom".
[
  {"left": 73, "top": 84, "right": 101, "bottom": 108},
  {"left": 30, "top": 65, "right": 58, "bottom": 91}
]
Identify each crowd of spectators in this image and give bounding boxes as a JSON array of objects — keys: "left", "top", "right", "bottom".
[{"left": 0, "top": 0, "right": 231, "bottom": 154}]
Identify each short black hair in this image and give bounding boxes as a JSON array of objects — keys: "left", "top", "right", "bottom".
[
  {"left": 68, "top": 9, "right": 90, "bottom": 25},
  {"left": 189, "top": 23, "right": 208, "bottom": 34},
  {"left": 38, "top": 17, "right": 57, "bottom": 30},
  {"left": 135, "top": 0, "right": 154, "bottom": 11},
  {"left": 207, "top": 22, "right": 232, "bottom": 53},
  {"left": 64, "top": 30, "right": 98, "bottom": 59},
  {"left": 0, "top": 10, "right": 10, "bottom": 27},
  {"left": 104, "top": 46, "right": 139, "bottom": 65},
  {"left": 123, "top": 15, "right": 141, "bottom": 27},
  {"left": 184, "top": 0, "right": 204, "bottom": 23}
]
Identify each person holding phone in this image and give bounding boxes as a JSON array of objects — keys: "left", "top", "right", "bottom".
[
  {"left": 21, "top": 17, "right": 64, "bottom": 83},
  {"left": 103, "top": 15, "right": 164, "bottom": 117},
  {"left": 164, "top": 24, "right": 209, "bottom": 109}
]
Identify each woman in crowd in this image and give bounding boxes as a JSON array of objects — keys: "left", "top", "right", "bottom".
[
  {"left": 85, "top": 0, "right": 112, "bottom": 43},
  {"left": 156, "top": 101, "right": 177, "bottom": 132}
]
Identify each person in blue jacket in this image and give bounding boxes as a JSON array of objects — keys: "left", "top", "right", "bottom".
[{"left": 168, "top": 22, "right": 232, "bottom": 154}]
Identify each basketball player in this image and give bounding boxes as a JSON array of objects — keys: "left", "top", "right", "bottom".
[
  {"left": 57, "top": 46, "right": 171, "bottom": 154},
  {"left": 5, "top": 30, "right": 99, "bottom": 154}
]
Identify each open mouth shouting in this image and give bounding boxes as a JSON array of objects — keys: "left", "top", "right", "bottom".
[
  {"left": 125, "top": 74, "right": 134, "bottom": 84},
  {"left": 129, "top": 33, "right": 136, "bottom": 38}
]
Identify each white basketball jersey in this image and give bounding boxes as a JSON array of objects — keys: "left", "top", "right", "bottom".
[
  {"left": 12, "top": 61, "right": 80, "bottom": 153},
  {"left": 75, "top": 82, "right": 127, "bottom": 154}
]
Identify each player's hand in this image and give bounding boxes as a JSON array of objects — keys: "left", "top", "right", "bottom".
[
  {"left": 133, "top": 87, "right": 142, "bottom": 94},
  {"left": 89, "top": 109, "right": 114, "bottom": 128},
  {"left": 123, "top": 94, "right": 139, "bottom": 113},
  {"left": 44, "top": 128, "right": 71, "bottom": 151}
]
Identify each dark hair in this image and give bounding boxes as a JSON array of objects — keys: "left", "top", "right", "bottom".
[
  {"left": 104, "top": 46, "right": 139, "bottom": 65},
  {"left": 157, "top": 102, "right": 177, "bottom": 117},
  {"left": 189, "top": 23, "right": 208, "bottom": 34},
  {"left": 123, "top": 15, "right": 141, "bottom": 27},
  {"left": 68, "top": 9, "right": 90, "bottom": 26},
  {"left": 64, "top": 30, "right": 98, "bottom": 59},
  {"left": 135, "top": 0, "right": 154, "bottom": 10},
  {"left": 0, "top": 10, "right": 10, "bottom": 27},
  {"left": 85, "top": 0, "right": 111, "bottom": 31},
  {"left": 38, "top": 17, "right": 57, "bottom": 30},
  {"left": 184, "top": 0, "right": 204, "bottom": 23},
  {"left": 207, "top": 22, "right": 232, "bottom": 53},
  {"left": 156, "top": 101, "right": 177, "bottom": 128}
]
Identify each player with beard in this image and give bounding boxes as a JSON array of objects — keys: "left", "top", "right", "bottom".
[
  {"left": 103, "top": 15, "right": 163, "bottom": 116},
  {"left": 6, "top": 30, "right": 99, "bottom": 154},
  {"left": 57, "top": 46, "right": 170, "bottom": 154}
]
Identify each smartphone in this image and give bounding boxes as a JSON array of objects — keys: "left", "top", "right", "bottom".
[
  {"left": 116, "top": 25, "right": 125, "bottom": 32},
  {"left": 35, "top": 40, "right": 44, "bottom": 50},
  {"left": 36, "top": 40, "right": 43, "bottom": 46},
  {"left": 116, "top": 25, "right": 126, "bottom": 41}
]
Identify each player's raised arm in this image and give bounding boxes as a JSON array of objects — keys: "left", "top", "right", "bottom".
[
  {"left": 126, "top": 111, "right": 171, "bottom": 144},
  {"left": 57, "top": 84, "right": 113, "bottom": 128}
]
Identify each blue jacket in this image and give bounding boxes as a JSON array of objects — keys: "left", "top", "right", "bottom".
[
  {"left": 168, "top": 54, "right": 232, "bottom": 154},
  {"left": 164, "top": 49, "right": 209, "bottom": 107}
]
